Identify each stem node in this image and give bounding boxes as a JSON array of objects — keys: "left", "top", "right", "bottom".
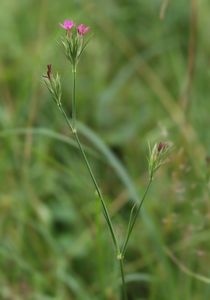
[{"left": 117, "top": 253, "right": 124, "bottom": 260}]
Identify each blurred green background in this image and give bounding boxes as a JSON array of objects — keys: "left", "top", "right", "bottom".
[{"left": 1, "top": 0, "right": 210, "bottom": 299}]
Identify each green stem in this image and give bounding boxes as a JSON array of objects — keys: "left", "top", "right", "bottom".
[
  {"left": 74, "top": 130, "right": 119, "bottom": 251},
  {"left": 72, "top": 68, "right": 76, "bottom": 129},
  {"left": 119, "top": 256, "right": 128, "bottom": 300},
  {"left": 59, "top": 106, "right": 119, "bottom": 251},
  {"left": 59, "top": 68, "right": 119, "bottom": 254},
  {"left": 121, "top": 178, "right": 153, "bottom": 256}
]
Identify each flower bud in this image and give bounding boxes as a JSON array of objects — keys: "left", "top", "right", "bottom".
[
  {"left": 157, "top": 142, "right": 168, "bottom": 152},
  {"left": 148, "top": 142, "right": 171, "bottom": 179},
  {"left": 43, "top": 65, "right": 62, "bottom": 106}
]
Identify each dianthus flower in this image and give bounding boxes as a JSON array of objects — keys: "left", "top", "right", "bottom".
[
  {"left": 60, "top": 20, "right": 74, "bottom": 30},
  {"left": 77, "top": 24, "right": 90, "bottom": 36}
]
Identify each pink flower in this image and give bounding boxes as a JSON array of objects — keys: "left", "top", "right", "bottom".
[
  {"left": 60, "top": 20, "right": 74, "bottom": 30},
  {"left": 77, "top": 24, "right": 90, "bottom": 36}
]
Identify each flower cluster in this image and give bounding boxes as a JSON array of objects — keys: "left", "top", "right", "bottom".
[
  {"left": 148, "top": 142, "right": 171, "bottom": 179},
  {"left": 60, "top": 20, "right": 89, "bottom": 35},
  {"left": 60, "top": 19, "right": 90, "bottom": 69}
]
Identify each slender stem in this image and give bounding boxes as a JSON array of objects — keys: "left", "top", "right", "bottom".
[
  {"left": 72, "top": 68, "right": 76, "bottom": 129},
  {"left": 59, "top": 105, "right": 119, "bottom": 251},
  {"left": 121, "top": 178, "right": 152, "bottom": 256},
  {"left": 58, "top": 68, "right": 119, "bottom": 254},
  {"left": 74, "top": 130, "right": 119, "bottom": 251},
  {"left": 119, "top": 256, "right": 128, "bottom": 300},
  {"left": 121, "top": 203, "right": 136, "bottom": 254}
]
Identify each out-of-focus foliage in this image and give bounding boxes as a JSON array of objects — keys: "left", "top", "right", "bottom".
[{"left": 0, "top": 0, "right": 210, "bottom": 299}]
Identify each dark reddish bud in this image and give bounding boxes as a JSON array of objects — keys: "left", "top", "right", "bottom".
[
  {"left": 43, "top": 64, "right": 52, "bottom": 80},
  {"left": 157, "top": 142, "right": 168, "bottom": 152},
  {"left": 47, "top": 64, "right": 52, "bottom": 80}
]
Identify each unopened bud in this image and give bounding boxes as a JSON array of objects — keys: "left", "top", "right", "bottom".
[
  {"left": 148, "top": 141, "right": 171, "bottom": 179},
  {"left": 157, "top": 142, "right": 168, "bottom": 152},
  {"left": 43, "top": 65, "right": 62, "bottom": 106},
  {"left": 43, "top": 64, "right": 52, "bottom": 81}
]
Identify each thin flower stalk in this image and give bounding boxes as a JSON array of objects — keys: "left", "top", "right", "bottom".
[
  {"left": 72, "top": 69, "right": 76, "bottom": 130},
  {"left": 59, "top": 103, "right": 119, "bottom": 253},
  {"left": 121, "top": 178, "right": 153, "bottom": 256}
]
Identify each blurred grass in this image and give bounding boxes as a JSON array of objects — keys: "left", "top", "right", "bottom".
[{"left": 0, "top": 0, "right": 210, "bottom": 299}]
